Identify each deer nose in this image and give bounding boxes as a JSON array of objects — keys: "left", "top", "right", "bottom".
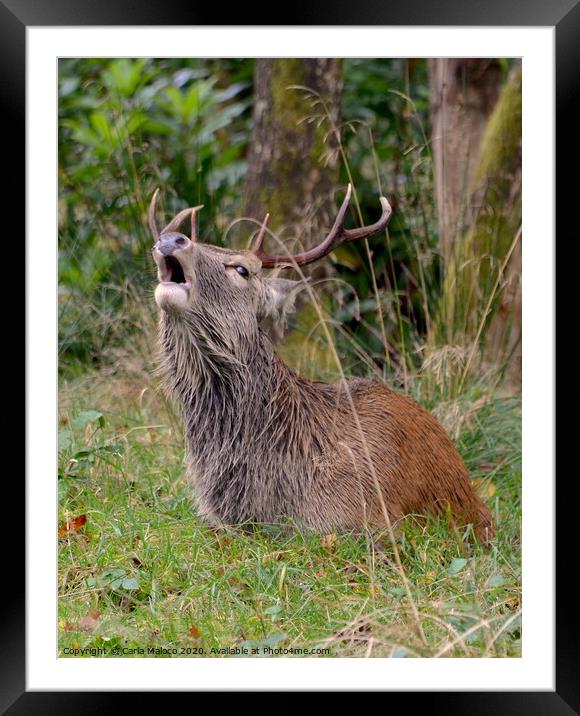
[{"left": 157, "top": 232, "right": 190, "bottom": 256}]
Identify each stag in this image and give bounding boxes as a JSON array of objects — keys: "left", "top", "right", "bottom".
[{"left": 148, "top": 186, "right": 494, "bottom": 545}]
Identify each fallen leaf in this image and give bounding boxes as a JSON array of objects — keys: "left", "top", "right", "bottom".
[
  {"left": 58, "top": 514, "right": 87, "bottom": 537},
  {"left": 335, "top": 621, "right": 371, "bottom": 641},
  {"left": 473, "top": 478, "right": 497, "bottom": 498},
  {"left": 262, "top": 550, "right": 285, "bottom": 563},
  {"left": 505, "top": 596, "right": 521, "bottom": 611},
  {"left": 78, "top": 613, "right": 100, "bottom": 632}
]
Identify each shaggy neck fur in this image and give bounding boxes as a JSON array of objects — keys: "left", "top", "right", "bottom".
[{"left": 158, "top": 311, "right": 334, "bottom": 524}]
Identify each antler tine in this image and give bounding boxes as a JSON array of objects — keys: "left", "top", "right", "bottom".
[
  {"left": 255, "top": 185, "right": 351, "bottom": 268},
  {"left": 161, "top": 204, "right": 204, "bottom": 241},
  {"left": 254, "top": 184, "right": 392, "bottom": 268},
  {"left": 342, "top": 196, "right": 392, "bottom": 241},
  {"left": 190, "top": 205, "right": 204, "bottom": 242},
  {"left": 148, "top": 188, "right": 160, "bottom": 242},
  {"left": 253, "top": 213, "right": 270, "bottom": 253}
]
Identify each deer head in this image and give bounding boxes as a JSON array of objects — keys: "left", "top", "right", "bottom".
[{"left": 149, "top": 185, "right": 392, "bottom": 339}]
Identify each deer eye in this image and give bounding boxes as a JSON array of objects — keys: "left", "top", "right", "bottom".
[{"left": 234, "top": 265, "right": 249, "bottom": 279}]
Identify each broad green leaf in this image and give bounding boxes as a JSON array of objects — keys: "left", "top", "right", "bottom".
[
  {"left": 59, "top": 77, "right": 80, "bottom": 97},
  {"left": 142, "top": 120, "right": 174, "bottom": 136},
  {"left": 447, "top": 558, "right": 468, "bottom": 575},
  {"left": 487, "top": 574, "right": 507, "bottom": 588},
  {"left": 121, "top": 577, "right": 140, "bottom": 591},
  {"left": 72, "top": 410, "right": 103, "bottom": 430},
  {"left": 58, "top": 430, "right": 72, "bottom": 452},
  {"left": 264, "top": 605, "right": 283, "bottom": 616},
  {"left": 126, "top": 113, "right": 149, "bottom": 135},
  {"left": 58, "top": 479, "right": 70, "bottom": 501},
  {"left": 331, "top": 245, "right": 364, "bottom": 271},
  {"left": 89, "top": 112, "right": 114, "bottom": 143},
  {"left": 388, "top": 586, "right": 406, "bottom": 599},
  {"left": 105, "top": 59, "right": 147, "bottom": 96},
  {"left": 263, "top": 631, "right": 287, "bottom": 646}
]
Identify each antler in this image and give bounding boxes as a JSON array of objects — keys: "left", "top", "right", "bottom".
[
  {"left": 148, "top": 189, "right": 204, "bottom": 242},
  {"left": 148, "top": 188, "right": 161, "bottom": 242},
  {"left": 252, "top": 184, "right": 392, "bottom": 268}
]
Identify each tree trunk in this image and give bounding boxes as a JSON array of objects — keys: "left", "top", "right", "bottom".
[
  {"left": 428, "top": 62, "right": 522, "bottom": 390},
  {"left": 428, "top": 59, "right": 503, "bottom": 265},
  {"left": 243, "top": 59, "right": 344, "bottom": 380},
  {"left": 472, "top": 64, "right": 522, "bottom": 386},
  {"left": 243, "top": 59, "right": 343, "bottom": 246}
]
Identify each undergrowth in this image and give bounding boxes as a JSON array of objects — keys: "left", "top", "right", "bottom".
[{"left": 58, "top": 347, "right": 521, "bottom": 658}]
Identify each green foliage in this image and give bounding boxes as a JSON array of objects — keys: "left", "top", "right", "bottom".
[
  {"left": 335, "top": 59, "right": 439, "bottom": 383},
  {"left": 59, "top": 58, "right": 253, "bottom": 370}
]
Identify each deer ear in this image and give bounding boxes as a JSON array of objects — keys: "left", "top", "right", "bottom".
[{"left": 258, "top": 277, "right": 309, "bottom": 323}]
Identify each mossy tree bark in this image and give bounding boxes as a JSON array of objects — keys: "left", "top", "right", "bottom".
[
  {"left": 469, "top": 64, "right": 522, "bottom": 385},
  {"left": 428, "top": 61, "right": 522, "bottom": 390},
  {"left": 243, "top": 59, "right": 344, "bottom": 379},
  {"left": 428, "top": 59, "right": 503, "bottom": 265},
  {"left": 243, "top": 59, "right": 343, "bottom": 246}
]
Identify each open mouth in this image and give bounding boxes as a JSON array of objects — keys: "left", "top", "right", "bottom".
[{"left": 160, "top": 256, "right": 189, "bottom": 286}]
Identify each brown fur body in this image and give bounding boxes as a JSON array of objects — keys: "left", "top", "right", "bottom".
[{"left": 159, "top": 306, "right": 493, "bottom": 544}]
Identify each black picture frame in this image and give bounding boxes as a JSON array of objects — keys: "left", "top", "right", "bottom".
[{"left": 11, "top": 0, "right": 577, "bottom": 709}]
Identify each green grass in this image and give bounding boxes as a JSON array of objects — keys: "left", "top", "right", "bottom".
[{"left": 58, "top": 368, "right": 521, "bottom": 659}]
